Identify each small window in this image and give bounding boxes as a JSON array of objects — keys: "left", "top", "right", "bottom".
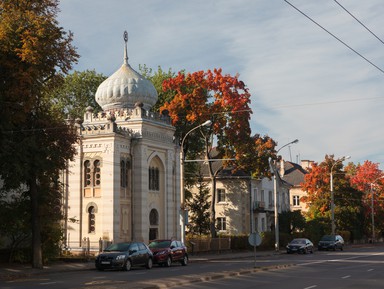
[
  {"left": 217, "top": 189, "right": 226, "bottom": 203},
  {"left": 293, "top": 195, "right": 300, "bottom": 206},
  {"left": 216, "top": 217, "right": 226, "bottom": 231}
]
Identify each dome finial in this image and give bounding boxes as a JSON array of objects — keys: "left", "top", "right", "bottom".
[{"left": 123, "top": 30, "right": 128, "bottom": 65}]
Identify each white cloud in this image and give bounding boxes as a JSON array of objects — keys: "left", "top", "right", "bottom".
[{"left": 58, "top": 0, "right": 384, "bottom": 168}]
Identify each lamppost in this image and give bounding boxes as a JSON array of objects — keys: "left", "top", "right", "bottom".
[
  {"left": 330, "top": 155, "right": 350, "bottom": 236},
  {"left": 180, "top": 120, "right": 212, "bottom": 244},
  {"left": 272, "top": 139, "right": 298, "bottom": 252},
  {"left": 370, "top": 175, "right": 384, "bottom": 243}
]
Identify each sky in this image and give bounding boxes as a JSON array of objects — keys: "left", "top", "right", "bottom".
[{"left": 57, "top": 0, "right": 384, "bottom": 168}]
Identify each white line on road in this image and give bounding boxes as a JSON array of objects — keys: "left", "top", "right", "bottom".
[
  {"left": 303, "top": 285, "right": 317, "bottom": 289},
  {"left": 368, "top": 269, "right": 374, "bottom": 272},
  {"left": 342, "top": 275, "right": 351, "bottom": 279}
]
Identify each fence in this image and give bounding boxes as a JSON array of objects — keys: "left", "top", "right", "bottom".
[{"left": 187, "top": 237, "right": 231, "bottom": 254}]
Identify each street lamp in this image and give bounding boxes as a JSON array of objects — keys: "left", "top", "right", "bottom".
[
  {"left": 273, "top": 139, "right": 298, "bottom": 252},
  {"left": 330, "top": 155, "right": 350, "bottom": 236},
  {"left": 370, "top": 176, "right": 384, "bottom": 243},
  {"left": 180, "top": 120, "right": 212, "bottom": 244}
]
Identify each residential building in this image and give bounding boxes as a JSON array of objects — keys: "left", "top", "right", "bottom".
[
  {"left": 279, "top": 160, "right": 312, "bottom": 213},
  {"left": 189, "top": 159, "right": 291, "bottom": 236}
]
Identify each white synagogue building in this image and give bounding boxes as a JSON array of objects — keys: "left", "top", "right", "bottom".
[{"left": 63, "top": 32, "right": 180, "bottom": 253}]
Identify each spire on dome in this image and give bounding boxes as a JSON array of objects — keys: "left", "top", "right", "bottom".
[
  {"left": 95, "top": 31, "right": 158, "bottom": 111},
  {"left": 123, "top": 30, "right": 128, "bottom": 65}
]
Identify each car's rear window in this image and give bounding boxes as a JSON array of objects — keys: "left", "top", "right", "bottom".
[
  {"left": 104, "top": 243, "right": 131, "bottom": 252},
  {"left": 321, "top": 235, "right": 335, "bottom": 241},
  {"left": 148, "top": 240, "right": 171, "bottom": 249}
]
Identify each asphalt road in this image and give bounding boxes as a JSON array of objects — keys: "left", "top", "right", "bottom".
[{"left": 1, "top": 245, "right": 383, "bottom": 289}]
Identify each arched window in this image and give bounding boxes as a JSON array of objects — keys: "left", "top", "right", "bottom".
[
  {"left": 93, "top": 160, "right": 101, "bottom": 186},
  {"left": 84, "top": 160, "right": 91, "bottom": 187},
  {"left": 148, "top": 167, "right": 159, "bottom": 191},
  {"left": 88, "top": 206, "right": 96, "bottom": 233},
  {"left": 149, "top": 209, "right": 159, "bottom": 226}
]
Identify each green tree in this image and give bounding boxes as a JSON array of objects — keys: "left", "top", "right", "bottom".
[
  {"left": 139, "top": 64, "right": 178, "bottom": 113},
  {"left": 49, "top": 70, "right": 106, "bottom": 119},
  {"left": 279, "top": 210, "right": 306, "bottom": 234},
  {"left": 0, "top": 0, "right": 78, "bottom": 268},
  {"left": 185, "top": 173, "right": 211, "bottom": 236}
]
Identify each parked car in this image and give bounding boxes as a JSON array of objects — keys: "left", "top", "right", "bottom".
[
  {"left": 148, "top": 239, "right": 188, "bottom": 267},
  {"left": 286, "top": 238, "right": 314, "bottom": 254},
  {"left": 95, "top": 242, "right": 153, "bottom": 271},
  {"left": 318, "top": 234, "right": 344, "bottom": 251}
]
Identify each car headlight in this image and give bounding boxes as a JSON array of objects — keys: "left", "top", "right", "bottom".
[{"left": 116, "top": 254, "right": 126, "bottom": 260}]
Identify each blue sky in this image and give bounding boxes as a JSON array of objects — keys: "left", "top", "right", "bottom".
[{"left": 58, "top": 0, "right": 384, "bottom": 168}]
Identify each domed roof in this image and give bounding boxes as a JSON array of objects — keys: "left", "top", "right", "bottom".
[{"left": 95, "top": 31, "right": 158, "bottom": 111}]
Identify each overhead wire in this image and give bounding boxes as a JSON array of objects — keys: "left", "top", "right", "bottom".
[
  {"left": 283, "top": 0, "right": 384, "bottom": 75},
  {"left": 334, "top": 0, "right": 384, "bottom": 46}
]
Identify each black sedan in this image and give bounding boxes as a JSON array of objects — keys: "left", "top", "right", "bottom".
[
  {"left": 286, "top": 238, "right": 314, "bottom": 254},
  {"left": 95, "top": 242, "right": 153, "bottom": 271}
]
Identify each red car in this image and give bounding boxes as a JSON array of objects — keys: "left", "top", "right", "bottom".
[{"left": 148, "top": 239, "right": 188, "bottom": 267}]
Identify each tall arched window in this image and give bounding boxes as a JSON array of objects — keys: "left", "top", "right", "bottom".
[
  {"left": 148, "top": 167, "right": 159, "bottom": 191},
  {"left": 149, "top": 209, "right": 159, "bottom": 241},
  {"left": 93, "top": 160, "right": 101, "bottom": 186},
  {"left": 88, "top": 206, "right": 96, "bottom": 233}
]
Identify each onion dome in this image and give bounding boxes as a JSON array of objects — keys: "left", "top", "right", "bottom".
[{"left": 95, "top": 31, "right": 158, "bottom": 111}]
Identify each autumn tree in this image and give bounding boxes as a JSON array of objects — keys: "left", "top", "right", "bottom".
[
  {"left": 349, "top": 161, "right": 384, "bottom": 238},
  {"left": 301, "top": 155, "right": 364, "bottom": 237},
  {"left": 161, "top": 68, "right": 253, "bottom": 237},
  {"left": 0, "top": 0, "right": 78, "bottom": 268}
]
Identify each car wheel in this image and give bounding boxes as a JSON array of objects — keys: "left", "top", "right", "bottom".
[
  {"left": 165, "top": 256, "right": 172, "bottom": 267},
  {"left": 181, "top": 255, "right": 188, "bottom": 266},
  {"left": 124, "top": 259, "right": 132, "bottom": 271},
  {"left": 146, "top": 257, "right": 153, "bottom": 269}
]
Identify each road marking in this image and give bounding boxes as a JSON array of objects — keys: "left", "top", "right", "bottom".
[
  {"left": 40, "top": 281, "right": 61, "bottom": 285},
  {"left": 303, "top": 285, "right": 317, "bottom": 289},
  {"left": 342, "top": 275, "right": 351, "bottom": 279},
  {"left": 368, "top": 269, "right": 374, "bottom": 272}
]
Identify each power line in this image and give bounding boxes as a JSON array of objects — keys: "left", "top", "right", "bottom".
[
  {"left": 334, "top": 0, "right": 384, "bottom": 46},
  {"left": 284, "top": 0, "right": 384, "bottom": 75}
]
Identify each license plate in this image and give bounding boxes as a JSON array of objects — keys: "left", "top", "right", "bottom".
[{"left": 101, "top": 261, "right": 110, "bottom": 264}]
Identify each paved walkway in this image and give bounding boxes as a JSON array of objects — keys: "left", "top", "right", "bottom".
[{"left": 0, "top": 249, "right": 279, "bottom": 282}]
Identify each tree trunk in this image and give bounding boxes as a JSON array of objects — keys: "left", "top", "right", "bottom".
[{"left": 30, "top": 179, "right": 43, "bottom": 269}]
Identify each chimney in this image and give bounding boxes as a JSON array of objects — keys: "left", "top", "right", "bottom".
[
  {"left": 300, "top": 160, "right": 314, "bottom": 171},
  {"left": 279, "top": 159, "right": 285, "bottom": 177}
]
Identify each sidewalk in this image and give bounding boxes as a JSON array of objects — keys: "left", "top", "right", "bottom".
[{"left": 0, "top": 249, "right": 279, "bottom": 282}]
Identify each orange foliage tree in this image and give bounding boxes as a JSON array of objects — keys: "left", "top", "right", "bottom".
[
  {"left": 349, "top": 161, "right": 384, "bottom": 238},
  {"left": 161, "top": 68, "right": 276, "bottom": 237},
  {"left": 301, "top": 155, "right": 364, "bottom": 237}
]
